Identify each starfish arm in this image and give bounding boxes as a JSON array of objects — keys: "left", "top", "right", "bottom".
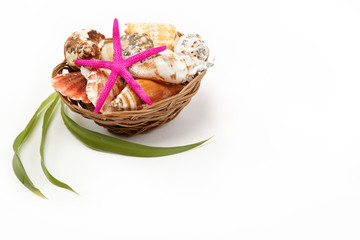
[
  {"left": 93, "top": 71, "right": 119, "bottom": 113},
  {"left": 112, "top": 18, "right": 123, "bottom": 62},
  {"left": 124, "top": 45, "right": 167, "bottom": 68},
  {"left": 120, "top": 68, "right": 152, "bottom": 105},
  {"left": 75, "top": 60, "right": 113, "bottom": 69}
]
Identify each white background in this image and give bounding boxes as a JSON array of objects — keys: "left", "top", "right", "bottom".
[{"left": 1, "top": 0, "right": 360, "bottom": 239}]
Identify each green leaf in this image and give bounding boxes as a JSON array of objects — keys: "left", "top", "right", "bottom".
[
  {"left": 12, "top": 154, "right": 46, "bottom": 198},
  {"left": 61, "top": 102, "right": 211, "bottom": 157},
  {"left": 12, "top": 92, "right": 59, "bottom": 198},
  {"left": 40, "top": 95, "right": 77, "bottom": 194}
]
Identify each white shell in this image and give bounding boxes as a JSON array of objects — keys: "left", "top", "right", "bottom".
[
  {"left": 174, "top": 34, "right": 209, "bottom": 61},
  {"left": 129, "top": 50, "right": 211, "bottom": 84}
]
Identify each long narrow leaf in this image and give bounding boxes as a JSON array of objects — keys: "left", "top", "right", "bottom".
[
  {"left": 40, "top": 95, "right": 77, "bottom": 194},
  {"left": 12, "top": 154, "right": 46, "bottom": 198},
  {"left": 12, "top": 92, "right": 59, "bottom": 198},
  {"left": 61, "top": 102, "right": 210, "bottom": 157}
]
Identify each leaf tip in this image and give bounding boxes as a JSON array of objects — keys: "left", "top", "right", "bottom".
[
  {"left": 68, "top": 187, "right": 79, "bottom": 195},
  {"left": 34, "top": 189, "right": 47, "bottom": 199}
]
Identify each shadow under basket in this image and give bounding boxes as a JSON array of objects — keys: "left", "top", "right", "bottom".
[{"left": 52, "top": 60, "right": 206, "bottom": 135}]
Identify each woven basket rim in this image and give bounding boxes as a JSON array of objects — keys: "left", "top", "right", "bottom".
[{"left": 55, "top": 69, "right": 206, "bottom": 117}]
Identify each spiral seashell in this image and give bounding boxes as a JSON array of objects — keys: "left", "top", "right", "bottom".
[
  {"left": 129, "top": 50, "right": 212, "bottom": 84},
  {"left": 174, "top": 34, "right": 209, "bottom": 61},
  {"left": 111, "top": 79, "right": 184, "bottom": 111},
  {"left": 64, "top": 29, "right": 105, "bottom": 70}
]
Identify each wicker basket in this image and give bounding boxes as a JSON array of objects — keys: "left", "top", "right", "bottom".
[{"left": 52, "top": 38, "right": 207, "bottom": 135}]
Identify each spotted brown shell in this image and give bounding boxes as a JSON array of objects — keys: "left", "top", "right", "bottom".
[{"left": 64, "top": 29, "right": 105, "bottom": 70}]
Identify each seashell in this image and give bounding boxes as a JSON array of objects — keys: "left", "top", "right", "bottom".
[
  {"left": 100, "top": 43, "right": 114, "bottom": 61},
  {"left": 158, "top": 48, "right": 174, "bottom": 56},
  {"left": 129, "top": 50, "right": 213, "bottom": 84},
  {"left": 121, "top": 33, "right": 154, "bottom": 52},
  {"left": 64, "top": 29, "right": 105, "bottom": 70},
  {"left": 101, "top": 44, "right": 152, "bottom": 62},
  {"left": 52, "top": 72, "right": 91, "bottom": 103},
  {"left": 174, "top": 34, "right": 209, "bottom": 61},
  {"left": 101, "top": 33, "right": 154, "bottom": 61},
  {"left": 81, "top": 67, "right": 126, "bottom": 113},
  {"left": 124, "top": 23, "right": 178, "bottom": 50},
  {"left": 123, "top": 45, "right": 150, "bottom": 60},
  {"left": 111, "top": 79, "right": 184, "bottom": 111}
]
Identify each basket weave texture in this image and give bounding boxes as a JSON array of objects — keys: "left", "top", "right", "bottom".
[{"left": 52, "top": 38, "right": 206, "bottom": 135}]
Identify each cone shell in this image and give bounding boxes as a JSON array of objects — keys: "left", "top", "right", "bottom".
[
  {"left": 52, "top": 72, "right": 91, "bottom": 103},
  {"left": 111, "top": 79, "right": 184, "bottom": 111},
  {"left": 81, "top": 67, "right": 126, "bottom": 113},
  {"left": 124, "top": 23, "right": 178, "bottom": 50},
  {"left": 64, "top": 29, "right": 105, "bottom": 70}
]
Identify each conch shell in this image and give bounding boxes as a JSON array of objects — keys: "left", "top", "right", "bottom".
[
  {"left": 52, "top": 72, "right": 91, "bottom": 103},
  {"left": 111, "top": 79, "right": 184, "bottom": 111},
  {"left": 81, "top": 67, "right": 126, "bottom": 113},
  {"left": 64, "top": 29, "right": 105, "bottom": 70},
  {"left": 124, "top": 23, "right": 178, "bottom": 50},
  {"left": 129, "top": 50, "right": 212, "bottom": 84}
]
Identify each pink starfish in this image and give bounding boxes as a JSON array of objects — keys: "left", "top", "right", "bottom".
[{"left": 75, "top": 18, "right": 166, "bottom": 113}]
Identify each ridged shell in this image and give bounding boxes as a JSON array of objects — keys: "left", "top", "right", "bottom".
[
  {"left": 111, "top": 79, "right": 184, "bottom": 111},
  {"left": 64, "top": 29, "right": 105, "bottom": 70},
  {"left": 51, "top": 72, "right": 91, "bottom": 103},
  {"left": 124, "top": 23, "right": 178, "bottom": 50},
  {"left": 81, "top": 67, "right": 126, "bottom": 113}
]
